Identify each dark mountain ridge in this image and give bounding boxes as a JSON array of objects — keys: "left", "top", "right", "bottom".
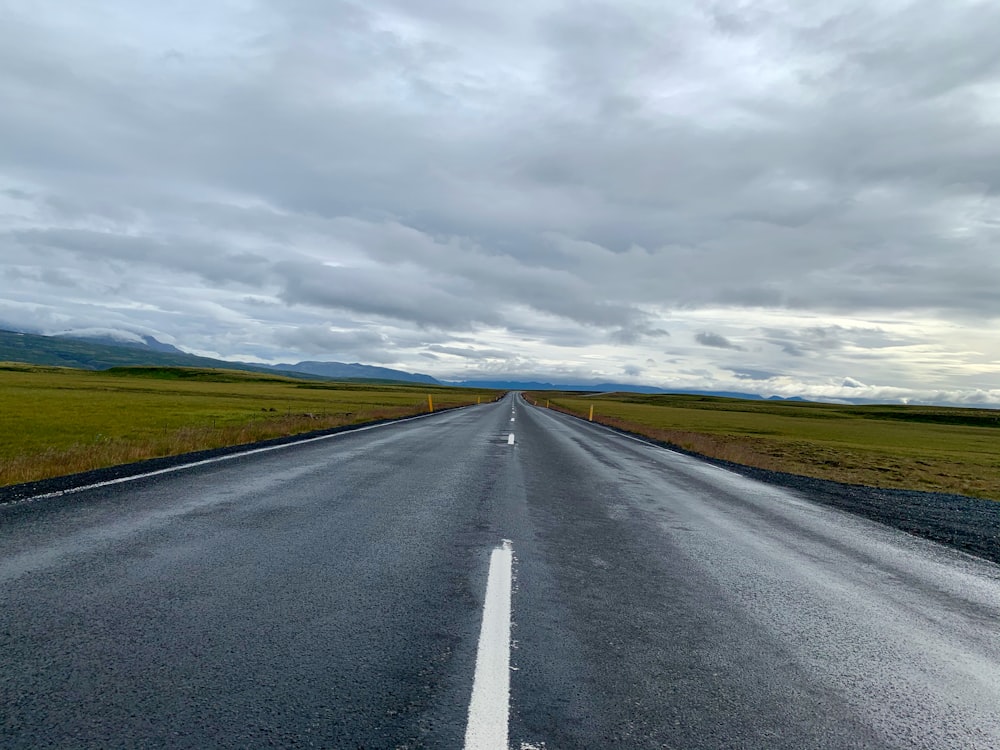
[
  {"left": 268, "top": 360, "right": 440, "bottom": 385},
  {"left": 55, "top": 332, "right": 186, "bottom": 355},
  {"left": 0, "top": 330, "right": 440, "bottom": 385},
  {"left": 447, "top": 379, "right": 809, "bottom": 401}
]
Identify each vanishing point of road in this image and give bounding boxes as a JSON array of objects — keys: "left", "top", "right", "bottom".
[{"left": 2, "top": 393, "right": 999, "bottom": 748}]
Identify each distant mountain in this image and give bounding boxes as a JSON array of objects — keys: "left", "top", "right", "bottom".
[
  {"left": 0, "top": 329, "right": 237, "bottom": 371},
  {"left": 55, "top": 331, "right": 185, "bottom": 355},
  {"left": 51, "top": 330, "right": 438, "bottom": 383},
  {"left": 269, "top": 361, "right": 441, "bottom": 385},
  {"left": 0, "top": 329, "right": 442, "bottom": 386},
  {"left": 449, "top": 380, "right": 803, "bottom": 400},
  {"left": 449, "top": 380, "right": 666, "bottom": 393}
]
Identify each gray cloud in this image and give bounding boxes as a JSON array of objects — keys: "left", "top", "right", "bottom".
[
  {"left": 728, "top": 368, "right": 779, "bottom": 381},
  {"left": 761, "top": 325, "right": 915, "bottom": 360},
  {"left": 274, "top": 260, "right": 512, "bottom": 331},
  {"left": 426, "top": 345, "right": 511, "bottom": 360},
  {"left": 10, "top": 228, "right": 272, "bottom": 287},
  {"left": 271, "top": 326, "right": 394, "bottom": 362},
  {"left": 696, "top": 332, "right": 745, "bottom": 351}
]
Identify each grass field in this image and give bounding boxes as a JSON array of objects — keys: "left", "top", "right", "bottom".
[
  {"left": 0, "top": 363, "right": 500, "bottom": 487},
  {"left": 532, "top": 391, "right": 1000, "bottom": 500}
]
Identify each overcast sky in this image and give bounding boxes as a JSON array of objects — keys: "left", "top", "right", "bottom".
[{"left": 2, "top": 0, "right": 999, "bottom": 403}]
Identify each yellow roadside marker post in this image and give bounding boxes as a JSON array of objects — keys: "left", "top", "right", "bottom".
[
  {"left": 589, "top": 404, "right": 594, "bottom": 422},
  {"left": 428, "top": 395, "right": 434, "bottom": 412}
]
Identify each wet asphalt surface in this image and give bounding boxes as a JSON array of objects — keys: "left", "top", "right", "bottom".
[{"left": 2, "top": 393, "right": 1000, "bottom": 748}]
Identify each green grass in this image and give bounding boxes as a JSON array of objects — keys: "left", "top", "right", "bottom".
[
  {"left": 531, "top": 391, "right": 1000, "bottom": 500},
  {"left": 0, "top": 363, "right": 500, "bottom": 486}
]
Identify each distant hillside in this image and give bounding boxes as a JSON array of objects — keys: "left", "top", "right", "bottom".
[
  {"left": 267, "top": 361, "right": 441, "bottom": 385},
  {"left": 449, "top": 379, "right": 666, "bottom": 393},
  {"left": 56, "top": 331, "right": 185, "bottom": 355},
  {"left": 0, "top": 329, "right": 442, "bottom": 385},
  {"left": 451, "top": 379, "right": 808, "bottom": 401},
  {"left": 0, "top": 329, "right": 239, "bottom": 371}
]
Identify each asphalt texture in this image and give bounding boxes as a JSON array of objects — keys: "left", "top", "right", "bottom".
[
  {"left": 582, "top": 419, "right": 1000, "bottom": 568},
  {"left": 2, "top": 393, "right": 999, "bottom": 748}
]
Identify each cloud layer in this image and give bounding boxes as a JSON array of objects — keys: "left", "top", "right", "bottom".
[{"left": 2, "top": 0, "right": 999, "bottom": 402}]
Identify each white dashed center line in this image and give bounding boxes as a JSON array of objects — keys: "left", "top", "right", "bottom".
[{"left": 464, "top": 540, "right": 514, "bottom": 750}]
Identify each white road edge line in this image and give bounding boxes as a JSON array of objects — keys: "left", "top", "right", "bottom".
[
  {"left": 20, "top": 409, "right": 455, "bottom": 503},
  {"left": 465, "top": 539, "right": 514, "bottom": 750}
]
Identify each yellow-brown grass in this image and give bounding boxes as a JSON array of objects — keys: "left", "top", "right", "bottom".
[
  {"left": 536, "top": 393, "right": 1000, "bottom": 500},
  {"left": 0, "top": 407, "right": 421, "bottom": 486},
  {"left": 0, "top": 364, "right": 500, "bottom": 486}
]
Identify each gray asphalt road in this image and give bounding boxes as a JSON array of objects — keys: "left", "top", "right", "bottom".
[{"left": 2, "top": 393, "right": 999, "bottom": 748}]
